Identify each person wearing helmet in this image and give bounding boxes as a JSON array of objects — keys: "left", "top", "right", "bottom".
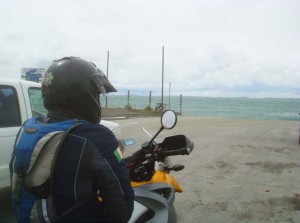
[{"left": 10, "top": 57, "right": 134, "bottom": 222}]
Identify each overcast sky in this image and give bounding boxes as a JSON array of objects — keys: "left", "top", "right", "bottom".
[{"left": 0, "top": 0, "right": 299, "bottom": 98}]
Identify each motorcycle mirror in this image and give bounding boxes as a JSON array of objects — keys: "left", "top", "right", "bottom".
[
  {"left": 148, "top": 110, "right": 177, "bottom": 147},
  {"left": 161, "top": 110, "right": 177, "bottom": 130}
]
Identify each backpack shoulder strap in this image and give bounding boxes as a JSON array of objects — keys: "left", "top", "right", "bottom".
[
  {"left": 23, "top": 122, "right": 83, "bottom": 197},
  {"left": 9, "top": 119, "right": 30, "bottom": 182},
  {"left": 31, "top": 123, "right": 84, "bottom": 222}
]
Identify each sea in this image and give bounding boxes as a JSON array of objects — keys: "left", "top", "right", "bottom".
[{"left": 100, "top": 95, "right": 300, "bottom": 121}]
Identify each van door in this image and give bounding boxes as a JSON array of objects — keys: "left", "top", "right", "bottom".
[{"left": 0, "top": 85, "right": 23, "bottom": 187}]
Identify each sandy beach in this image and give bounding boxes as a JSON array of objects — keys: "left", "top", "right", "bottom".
[{"left": 1, "top": 115, "right": 299, "bottom": 222}]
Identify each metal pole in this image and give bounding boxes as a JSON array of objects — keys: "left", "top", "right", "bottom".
[
  {"left": 105, "top": 50, "right": 109, "bottom": 107},
  {"left": 161, "top": 46, "right": 164, "bottom": 106}
]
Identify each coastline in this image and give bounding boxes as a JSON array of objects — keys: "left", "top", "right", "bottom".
[
  {"left": 101, "top": 107, "right": 299, "bottom": 123},
  {"left": 101, "top": 96, "right": 300, "bottom": 121},
  {"left": 101, "top": 107, "right": 165, "bottom": 119}
]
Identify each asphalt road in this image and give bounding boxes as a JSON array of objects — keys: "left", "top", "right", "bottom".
[
  {"left": 1, "top": 116, "right": 300, "bottom": 223},
  {"left": 116, "top": 116, "right": 300, "bottom": 223}
]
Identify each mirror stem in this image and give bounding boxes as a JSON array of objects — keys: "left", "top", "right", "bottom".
[
  {"left": 149, "top": 126, "right": 163, "bottom": 145},
  {"left": 148, "top": 126, "right": 164, "bottom": 158}
]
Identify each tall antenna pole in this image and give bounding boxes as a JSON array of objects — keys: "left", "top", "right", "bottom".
[
  {"left": 161, "top": 46, "right": 164, "bottom": 106},
  {"left": 105, "top": 50, "right": 109, "bottom": 107}
]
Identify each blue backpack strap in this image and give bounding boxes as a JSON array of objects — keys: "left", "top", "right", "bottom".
[
  {"left": 10, "top": 119, "right": 33, "bottom": 223},
  {"left": 9, "top": 119, "right": 30, "bottom": 183},
  {"left": 33, "top": 123, "right": 84, "bottom": 222}
]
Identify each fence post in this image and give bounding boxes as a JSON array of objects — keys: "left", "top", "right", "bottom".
[
  {"left": 149, "top": 91, "right": 152, "bottom": 108},
  {"left": 180, "top": 94, "right": 182, "bottom": 115},
  {"left": 127, "top": 90, "right": 130, "bottom": 107}
]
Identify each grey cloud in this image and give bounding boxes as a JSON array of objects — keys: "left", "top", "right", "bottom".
[{"left": 0, "top": 0, "right": 299, "bottom": 97}]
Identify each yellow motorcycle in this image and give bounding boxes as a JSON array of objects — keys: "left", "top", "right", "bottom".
[{"left": 113, "top": 110, "right": 194, "bottom": 223}]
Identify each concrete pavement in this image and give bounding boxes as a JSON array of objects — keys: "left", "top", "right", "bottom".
[
  {"left": 1, "top": 116, "right": 299, "bottom": 222},
  {"left": 118, "top": 116, "right": 300, "bottom": 223}
]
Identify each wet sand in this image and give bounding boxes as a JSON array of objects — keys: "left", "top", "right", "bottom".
[{"left": 1, "top": 116, "right": 299, "bottom": 222}]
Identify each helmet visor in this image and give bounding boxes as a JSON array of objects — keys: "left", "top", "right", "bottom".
[{"left": 91, "top": 73, "right": 117, "bottom": 96}]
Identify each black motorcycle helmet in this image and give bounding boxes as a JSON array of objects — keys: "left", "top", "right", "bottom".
[{"left": 42, "top": 56, "right": 117, "bottom": 123}]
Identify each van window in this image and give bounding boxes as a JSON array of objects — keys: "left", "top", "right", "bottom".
[
  {"left": 0, "top": 86, "right": 21, "bottom": 127},
  {"left": 28, "top": 88, "right": 47, "bottom": 119}
]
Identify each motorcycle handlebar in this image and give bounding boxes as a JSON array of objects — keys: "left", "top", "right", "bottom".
[
  {"left": 144, "top": 147, "right": 192, "bottom": 159},
  {"left": 162, "top": 147, "right": 193, "bottom": 156}
]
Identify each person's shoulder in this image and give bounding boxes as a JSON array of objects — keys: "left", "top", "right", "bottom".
[
  {"left": 72, "top": 123, "right": 118, "bottom": 150},
  {"left": 80, "top": 122, "right": 111, "bottom": 132},
  {"left": 75, "top": 122, "right": 115, "bottom": 139}
]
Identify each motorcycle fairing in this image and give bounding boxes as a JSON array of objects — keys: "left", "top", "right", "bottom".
[
  {"left": 131, "top": 170, "right": 183, "bottom": 192},
  {"left": 128, "top": 201, "right": 149, "bottom": 223},
  {"left": 131, "top": 183, "right": 177, "bottom": 223}
]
